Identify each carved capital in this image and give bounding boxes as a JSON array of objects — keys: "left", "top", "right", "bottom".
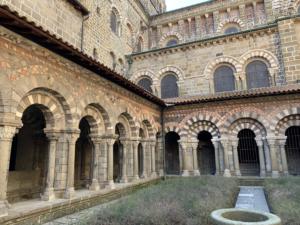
[{"left": 0, "top": 126, "right": 16, "bottom": 140}]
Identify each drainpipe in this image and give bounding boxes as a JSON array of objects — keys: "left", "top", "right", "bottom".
[
  {"left": 161, "top": 106, "right": 166, "bottom": 181},
  {"left": 81, "top": 14, "right": 90, "bottom": 52}
]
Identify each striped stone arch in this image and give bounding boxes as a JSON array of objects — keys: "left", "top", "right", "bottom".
[
  {"left": 80, "top": 104, "right": 107, "bottom": 135},
  {"left": 158, "top": 66, "right": 184, "bottom": 82},
  {"left": 158, "top": 31, "right": 184, "bottom": 47},
  {"left": 164, "top": 122, "right": 183, "bottom": 136},
  {"left": 16, "top": 90, "right": 68, "bottom": 129},
  {"left": 239, "top": 49, "right": 279, "bottom": 70},
  {"left": 203, "top": 56, "right": 242, "bottom": 79},
  {"left": 229, "top": 118, "right": 267, "bottom": 138},
  {"left": 118, "top": 112, "right": 139, "bottom": 138},
  {"left": 139, "top": 115, "right": 156, "bottom": 138},
  {"left": 131, "top": 70, "right": 157, "bottom": 85},
  {"left": 272, "top": 107, "right": 300, "bottom": 135},
  {"left": 217, "top": 18, "right": 245, "bottom": 33},
  {"left": 186, "top": 120, "right": 220, "bottom": 139}
]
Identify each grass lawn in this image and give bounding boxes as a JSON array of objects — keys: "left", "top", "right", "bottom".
[
  {"left": 264, "top": 177, "right": 300, "bottom": 225},
  {"left": 94, "top": 176, "right": 239, "bottom": 225}
]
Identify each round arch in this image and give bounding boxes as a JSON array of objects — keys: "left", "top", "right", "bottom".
[
  {"left": 217, "top": 18, "right": 245, "bottom": 33},
  {"left": 229, "top": 118, "right": 267, "bottom": 138},
  {"left": 159, "top": 31, "right": 184, "bottom": 47}
]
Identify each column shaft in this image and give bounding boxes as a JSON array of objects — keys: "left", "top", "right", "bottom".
[
  {"left": 90, "top": 137, "right": 101, "bottom": 191},
  {"left": 106, "top": 138, "right": 115, "bottom": 189}
]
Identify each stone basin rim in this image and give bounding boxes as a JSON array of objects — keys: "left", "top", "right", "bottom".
[{"left": 211, "top": 208, "right": 282, "bottom": 225}]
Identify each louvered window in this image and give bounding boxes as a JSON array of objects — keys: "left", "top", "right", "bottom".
[
  {"left": 246, "top": 61, "right": 270, "bottom": 89},
  {"left": 214, "top": 66, "right": 235, "bottom": 92},
  {"left": 161, "top": 74, "right": 178, "bottom": 99}
]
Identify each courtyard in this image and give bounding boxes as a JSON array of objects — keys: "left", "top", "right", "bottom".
[{"left": 45, "top": 176, "right": 300, "bottom": 225}]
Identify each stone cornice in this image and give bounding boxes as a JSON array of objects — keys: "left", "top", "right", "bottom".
[{"left": 130, "top": 24, "right": 277, "bottom": 60}]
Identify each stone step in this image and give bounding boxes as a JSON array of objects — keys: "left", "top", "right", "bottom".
[{"left": 238, "top": 177, "right": 264, "bottom": 187}]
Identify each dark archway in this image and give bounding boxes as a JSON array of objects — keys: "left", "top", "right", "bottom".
[
  {"left": 75, "top": 117, "right": 93, "bottom": 190},
  {"left": 165, "top": 132, "right": 180, "bottom": 175},
  {"left": 8, "top": 105, "right": 48, "bottom": 203},
  {"left": 237, "top": 129, "right": 260, "bottom": 176},
  {"left": 138, "top": 143, "right": 144, "bottom": 178},
  {"left": 197, "top": 131, "right": 216, "bottom": 175},
  {"left": 285, "top": 126, "right": 300, "bottom": 175},
  {"left": 113, "top": 123, "right": 125, "bottom": 182}
]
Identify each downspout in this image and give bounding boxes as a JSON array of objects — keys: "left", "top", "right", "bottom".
[
  {"left": 81, "top": 14, "right": 90, "bottom": 52},
  {"left": 161, "top": 105, "right": 166, "bottom": 181}
]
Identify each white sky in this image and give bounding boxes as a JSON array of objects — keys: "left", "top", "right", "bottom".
[{"left": 165, "top": 0, "right": 208, "bottom": 11}]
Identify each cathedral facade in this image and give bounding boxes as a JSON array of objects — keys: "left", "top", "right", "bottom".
[{"left": 0, "top": 0, "right": 299, "bottom": 223}]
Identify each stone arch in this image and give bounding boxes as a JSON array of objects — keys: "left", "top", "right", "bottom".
[
  {"left": 159, "top": 31, "right": 184, "bottom": 47},
  {"left": 140, "top": 114, "right": 156, "bottom": 138},
  {"left": 239, "top": 49, "right": 279, "bottom": 70},
  {"left": 158, "top": 66, "right": 184, "bottom": 82},
  {"left": 272, "top": 107, "right": 300, "bottom": 135},
  {"left": 131, "top": 70, "right": 158, "bottom": 86},
  {"left": 117, "top": 112, "right": 138, "bottom": 138},
  {"left": 204, "top": 56, "right": 242, "bottom": 79},
  {"left": 229, "top": 118, "right": 267, "bottom": 138},
  {"left": 164, "top": 122, "right": 183, "bottom": 137},
  {"left": 217, "top": 18, "right": 245, "bottom": 33},
  {"left": 15, "top": 88, "right": 70, "bottom": 129}
]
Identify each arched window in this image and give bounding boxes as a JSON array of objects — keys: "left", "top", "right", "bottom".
[
  {"left": 161, "top": 74, "right": 178, "bottom": 99},
  {"left": 111, "top": 10, "right": 120, "bottom": 36},
  {"left": 246, "top": 60, "right": 270, "bottom": 89},
  {"left": 137, "top": 38, "right": 143, "bottom": 52},
  {"left": 138, "top": 78, "right": 153, "bottom": 93},
  {"left": 224, "top": 26, "right": 239, "bottom": 34},
  {"left": 214, "top": 66, "right": 236, "bottom": 92},
  {"left": 166, "top": 39, "right": 178, "bottom": 47}
]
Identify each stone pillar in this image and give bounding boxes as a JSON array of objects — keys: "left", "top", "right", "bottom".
[
  {"left": 267, "top": 136, "right": 280, "bottom": 178},
  {"left": 256, "top": 137, "right": 266, "bottom": 177},
  {"left": 239, "top": 4, "right": 246, "bottom": 24},
  {"left": 178, "top": 20, "right": 186, "bottom": 41},
  {"left": 120, "top": 139, "right": 128, "bottom": 183},
  {"left": 132, "top": 140, "right": 139, "bottom": 180},
  {"left": 220, "top": 138, "right": 231, "bottom": 177},
  {"left": 191, "top": 141, "right": 200, "bottom": 176},
  {"left": 213, "top": 11, "right": 219, "bottom": 33},
  {"left": 179, "top": 141, "right": 192, "bottom": 176},
  {"left": 278, "top": 136, "right": 288, "bottom": 176},
  {"left": 231, "top": 138, "right": 241, "bottom": 177},
  {"left": 141, "top": 141, "right": 147, "bottom": 178},
  {"left": 90, "top": 136, "right": 101, "bottom": 191},
  {"left": 156, "top": 25, "right": 163, "bottom": 47},
  {"left": 0, "top": 126, "right": 16, "bottom": 217},
  {"left": 42, "top": 130, "right": 60, "bottom": 201},
  {"left": 212, "top": 138, "right": 220, "bottom": 176},
  {"left": 64, "top": 130, "right": 80, "bottom": 199},
  {"left": 150, "top": 141, "right": 157, "bottom": 177},
  {"left": 263, "top": 138, "right": 272, "bottom": 174},
  {"left": 105, "top": 136, "right": 116, "bottom": 189}
]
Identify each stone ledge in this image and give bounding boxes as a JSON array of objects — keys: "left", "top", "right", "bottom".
[{"left": 0, "top": 178, "right": 161, "bottom": 225}]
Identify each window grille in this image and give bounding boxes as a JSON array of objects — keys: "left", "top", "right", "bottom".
[{"left": 214, "top": 66, "right": 236, "bottom": 92}]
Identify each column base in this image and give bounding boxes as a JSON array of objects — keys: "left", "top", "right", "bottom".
[
  {"left": 223, "top": 169, "right": 231, "bottom": 177},
  {"left": 283, "top": 171, "right": 289, "bottom": 176},
  {"left": 0, "top": 200, "right": 9, "bottom": 218},
  {"left": 120, "top": 177, "right": 128, "bottom": 183},
  {"left": 41, "top": 188, "right": 56, "bottom": 201},
  {"left": 272, "top": 171, "right": 279, "bottom": 178},
  {"left": 182, "top": 170, "right": 190, "bottom": 177},
  {"left": 159, "top": 169, "right": 164, "bottom": 177},
  {"left": 235, "top": 170, "right": 241, "bottom": 177},
  {"left": 151, "top": 172, "right": 157, "bottom": 178},
  {"left": 141, "top": 173, "right": 147, "bottom": 179},
  {"left": 90, "top": 179, "right": 100, "bottom": 191},
  {"left": 105, "top": 180, "right": 115, "bottom": 190},
  {"left": 193, "top": 170, "right": 200, "bottom": 176},
  {"left": 132, "top": 175, "right": 140, "bottom": 181},
  {"left": 64, "top": 187, "right": 75, "bottom": 199},
  {"left": 260, "top": 170, "right": 266, "bottom": 178}
]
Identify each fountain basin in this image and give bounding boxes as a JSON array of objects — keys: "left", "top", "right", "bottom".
[{"left": 211, "top": 208, "right": 281, "bottom": 225}]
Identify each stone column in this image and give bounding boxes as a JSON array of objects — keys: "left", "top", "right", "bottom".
[
  {"left": 42, "top": 130, "right": 60, "bottom": 201},
  {"left": 212, "top": 138, "right": 220, "bottom": 176},
  {"left": 105, "top": 136, "right": 116, "bottom": 189},
  {"left": 64, "top": 130, "right": 80, "bottom": 199},
  {"left": 256, "top": 137, "right": 266, "bottom": 177},
  {"left": 0, "top": 126, "right": 16, "bottom": 217},
  {"left": 179, "top": 141, "right": 192, "bottom": 176},
  {"left": 231, "top": 138, "right": 241, "bottom": 177},
  {"left": 132, "top": 140, "right": 139, "bottom": 180},
  {"left": 120, "top": 139, "right": 128, "bottom": 183},
  {"left": 150, "top": 140, "right": 157, "bottom": 177},
  {"left": 141, "top": 141, "right": 147, "bottom": 178},
  {"left": 191, "top": 141, "right": 200, "bottom": 176},
  {"left": 220, "top": 138, "right": 231, "bottom": 177},
  {"left": 278, "top": 136, "right": 288, "bottom": 176},
  {"left": 90, "top": 136, "right": 101, "bottom": 191},
  {"left": 267, "top": 136, "right": 280, "bottom": 178}
]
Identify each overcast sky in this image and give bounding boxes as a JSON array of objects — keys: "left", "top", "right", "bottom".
[{"left": 165, "top": 0, "right": 208, "bottom": 11}]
